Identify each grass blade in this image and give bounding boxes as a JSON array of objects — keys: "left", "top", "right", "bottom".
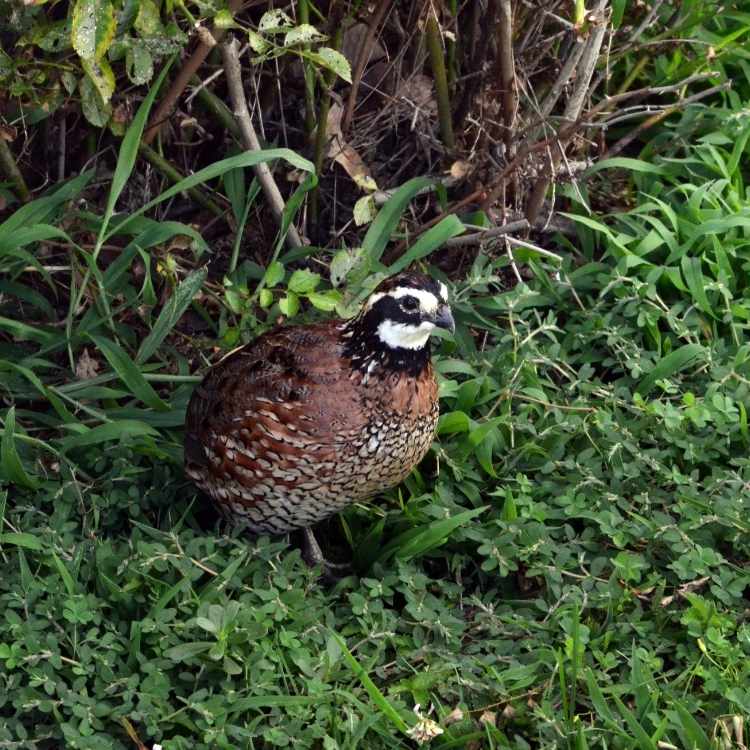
[
  {"left": 136, "top": 268, "right": 208, "bottom": 364},
  {"left": 330, "top": 631, "right": 410, "bottom": 735},
  {"left": 1, "top": 407, "right": 39, "bottom": 489},
  {"left": 89, "top": 335, "right": 169, "bottom": 411},
  {"left": 388, "top": 215, "right": 465, "bottom": 274},
  {"left": 376, "top": 506, "right": 487, "bottom": 563},
  {"left": 362, "top": 177, "right": 433, "bottom": 266},
  {"left": 636, "top": 344, "right": 706, "bottom": 396}
]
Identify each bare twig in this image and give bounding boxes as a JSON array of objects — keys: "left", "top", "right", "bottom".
[
  {"left": 220, "top": 37, "right": 303, "bottom": 249},
  {"left": 604, "top": 81, "right": 730, "bottom": 158},
  {"left": 444, "top": 220, "right": 529, "bottom": 247},
  {"left": 341, "top": 0, "right": 394, "bottom": 136},
  {"left": 525, "top": 0, "right": 609, "bottom": 225},
  {"left": 143, "top": 0, "right": 243, "bottom": 145},
  {"left": 494, "top": 0, "right": 516, "bottom": 154}
]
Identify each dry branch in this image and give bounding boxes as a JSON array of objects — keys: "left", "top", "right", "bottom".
[{"left": 220, "top": 37, "right": 303, "bottom": 249}]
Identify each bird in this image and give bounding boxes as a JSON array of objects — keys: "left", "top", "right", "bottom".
[{"left": 184, "top": 271, "right": 455, "bottom": 566}]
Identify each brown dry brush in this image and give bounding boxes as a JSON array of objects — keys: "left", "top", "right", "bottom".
[{"left": 0, "top": 1, "right": 726, "bottom": 272}]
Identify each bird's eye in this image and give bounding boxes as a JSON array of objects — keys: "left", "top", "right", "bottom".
[{"left": 401, "top": 296, "right": 419, "bottom": 311}]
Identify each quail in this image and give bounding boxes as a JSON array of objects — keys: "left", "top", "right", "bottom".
[{"left": 184, "top": 272, "right": 455, "bottom": 565}]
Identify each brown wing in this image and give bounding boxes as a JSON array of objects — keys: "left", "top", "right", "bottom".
[{"left": 184, "top": 321, "right": 368, "bottom": 494}]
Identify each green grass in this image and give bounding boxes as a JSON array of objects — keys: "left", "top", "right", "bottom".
[{"left": 3, "top": 4, "right": 750, "bottom": 749}]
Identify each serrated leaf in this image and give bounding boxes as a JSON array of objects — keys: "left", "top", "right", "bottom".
[
  {"left": 78, "top": 76, "right": 112, "bottom": 128},
  {"left": 308, "top": 47, "right": 352, "bottom": 83},
  {"left": 125, "top": 41, "right": 153, "bottom": 85},
  {"left": 134, "top": 0, "right": 163, "bottom": 35},
  {"left": 307, "top": 291, "right": 340, "bottom": 311},
  {"left": 213, "top": 9, "right": 238, "bottom": 29},
  {"left": 72, "top": 0, "right": 115, "bottom": 60},
  {"left": 353, "top": 195, "right": 377, "bottom": 226},
  {"left": 247, "top": 29, "right": 269, "bottom": 53},
  {"left": 258, "top": 9, "right": 294, "bottom": 33},
  {"left": 288, "top": 269, "right": 320, "bottom": 294},
  {"left": 284, "top": 24, "right": 325, "bottom": 46},
  {"left": 263, "top": 260, "right": 285, "bottom": 287},
  {"left": 279, "top": 292, "right": 299, "bottom": 317},
  {"left": 81, "top": 57, "right": 115, "bottom": 104}
]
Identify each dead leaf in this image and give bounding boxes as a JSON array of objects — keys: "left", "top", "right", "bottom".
[
  {"left": 341, "top": 22, "right": 386, "bottom": 68},
  {"left": 479, "top": 711, "right": 497, "bottom": 727},
  {"left": 395, "top": 73, "right": 436, "bottom": 112},
  {"left": 75, "top": 348, "right": 100, "bottom": 380},
  {"left": 325, "top": 103, "right": 374, "bottom": 187},
  {"left": 444, "top": 707, "right": 464, "bottom": 725},
  {"left": 449, "top": 160, "right": 472, "bottom": 179}
]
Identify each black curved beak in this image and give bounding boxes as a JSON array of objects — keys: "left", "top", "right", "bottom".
[{"left": 433, "top": 304, "right": 455, "bottom": 333}]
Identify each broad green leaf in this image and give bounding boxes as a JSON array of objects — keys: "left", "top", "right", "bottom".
[
  {"left": 81, "top": 57, "right": 115, "bottom": 104},
  {"left": 378, "top": 507, "right": 488, "bottom": 563},
  {"left": 258, "top": 9, "right": 294, "bottom": 33},
  {"left": 584, "top": 157, "right": 668, "bottom": 177},
  {"left": 353, "top": 195, "right": 377, "bottom": 227},
  {"left": 102, "top": 60, "right": 173, "bottom": 242},
  {"left": 109, "top": 149, "right": 315, "bottom": 238},
  {"left": 79, "top": 74, "right": 112, "bottom": 126},
  {"left": 72, "top": 0, "right": 115, "bottom": 60},
  {"left": 134, "top": 0, "right": 163, "bottom": 34},
  {"left": 437, "top": 411, "right": 471, "bottom": 434},
  {"left": 279, "top": 292, "right": 300, "bottom": 317},
  {"left": 125, "top": 41, "right": 154, "bottom": 85},
  {"left": 263, "top": 261, "right": 285, "bottom": 287},
  {"left": 284, "top": 24, "right": 325, "bottom": 46},
  {"left": 288, "top": 269, "right": 320, "bottom": 294},
  {"left": 329, "top": 631, "right": 410, "bottom": 734},
  {"left": 136, "top": 268, "right": 207, "bottom": 364},
  {"left": 163, "top": 641, "right": 213, "bottom": 661},
  {"left": 90, "top": 335, "right": 169, "bottom": 411},
  {"left": 307, "top": 47, "right": 352, "bottom": 82}
]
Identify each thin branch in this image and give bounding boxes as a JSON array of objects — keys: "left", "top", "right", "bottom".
[
  {"left": 494, "top": 0, "right": 516, "bottom": 154},
  {"left": 525, "top": 0, "right": 609, "bottom": 225},
  {"left": 143, "top": 0, "right": 243, "bottom": 145},
  {"left": 341, "top": 0, "right": 394, "bottom": 136},
  {"left": 220, "top": 37, "right": 303, "bottom": 249},
  {"left": 444, "top": 220, "right": 529, "bottom": 247}
]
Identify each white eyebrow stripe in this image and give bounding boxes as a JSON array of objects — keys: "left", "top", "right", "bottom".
[
  {"left": 364, "top": 286, "right": 440, "bottom": 314},
  {"left": 389, "top": 287, "right": 439, "bottom": 313},
  {"left": 438, "top": 282, "right": 448, "bottom": 302}
]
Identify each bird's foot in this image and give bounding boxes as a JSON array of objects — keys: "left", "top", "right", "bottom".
[{"left": 301, "top": 527, "right": 352, "bottom": 580}]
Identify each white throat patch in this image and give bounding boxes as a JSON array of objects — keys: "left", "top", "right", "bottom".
[{"left": 376, "top": 319, "right": 435, "bottom": 350}]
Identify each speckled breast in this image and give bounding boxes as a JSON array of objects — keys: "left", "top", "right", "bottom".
[{"left": 189, "top": 402, "right": 439, "bottom": 536}]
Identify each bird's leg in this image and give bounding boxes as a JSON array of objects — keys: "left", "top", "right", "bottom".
[
  {"left": 301, "top": 527, "right": 325, "bottom": 567},
  {"left": 300, "top": 527, "right": 352, "bottom": 577}
]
